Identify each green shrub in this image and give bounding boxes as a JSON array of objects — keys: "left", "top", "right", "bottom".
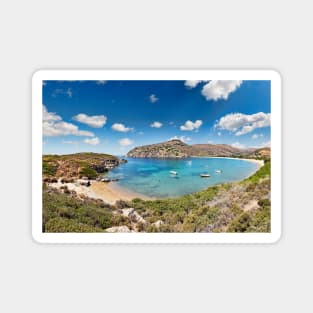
[
  {"left": 79, "top": 167, "right": 97, "bottom": 179},
  {"left": 43, "top": 162, "right": 57, "bottom": 176},
  {"left": 45, "top": 217, "right": 103, "bottom": 232}
]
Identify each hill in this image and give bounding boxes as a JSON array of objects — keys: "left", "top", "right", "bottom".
[
  {"left": 127, "top": 139, "right": 191, "bottom": 158},
  {"left": 127, "top": 139, "right": 266, "bottom": 159},
  {"left": 43, "top": 152, "right": 124, "bottom": 180}
]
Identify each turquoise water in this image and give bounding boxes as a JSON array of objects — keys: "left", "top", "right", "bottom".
[{"left": 107, "top": 157, "right": 258, "bottom": 198}]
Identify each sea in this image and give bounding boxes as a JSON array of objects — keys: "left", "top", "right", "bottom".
[{"left": 106, "top": 157, "right": 259, "bottom": 198}]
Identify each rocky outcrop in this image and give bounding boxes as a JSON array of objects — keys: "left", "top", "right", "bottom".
[
  {"left": 105, "top": 225, "right": 131, "bottom": 233},
  {"left": 122, "top": 208, "right": 146, "bottom": 224}
]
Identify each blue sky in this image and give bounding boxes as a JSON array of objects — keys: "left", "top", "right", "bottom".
[{"left": 42, "top": 80, "right": 271, "bottom": 155}]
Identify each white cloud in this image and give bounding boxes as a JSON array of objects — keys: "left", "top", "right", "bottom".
[
  {"left": 111, "top": 123, "right": 133, "bottom": 132},
  {"left": 150, "top": 121, "right": 163, "bottom": 128},
  {"left": 169, "top": 136, "right": 192, "bottom": 143},
  {"left": 252, "top": 133, "right": 264, "bottom": 140},
  {"left": 43, "top": 105, "right": 94, "bottom": 137},
  {"left": 217, "top": 132, "right": 222, "bottom": 136},
  {"left": 43, "top": 105, "right": 61, "bottom": 122},
  {"left": 43, "top": 121, "right": 94, "bottom": 137},
  {"left": 180, "top": 120, "right": 202, "bottom": 131},
  {"left": 84, "top": 137, "right": 100, "bottom": 145},
  {"left": 52, "top": 88, "right": 73, "bottom": 98},
  {"left": 138, "top": 131, "right": 144, "bottom": 135},
  {"left": 62, "top": 140, "right": 79, "bottom": 145},
  {"left": 215, "top": 112, "right": 270, "bottom": 136},
  {"left": 73, "top": 113, "right": 107, "bottom": 128},
  {"left": 149, "top": 94, "right": 159, "bottom": 103},
  {"left": 96, "top": 80, "right": 107, "bottom": 85},
  {"left": 231, "top": 142, "right": 246, "bottom": 149},
  {"left": 207, "top": 140, "right": 214, "bottom": 144},
  {"left": 252, "top": 140, "right": 271, "bottom": 148},
  {"left": 260, "top": 141, "right": 271, "bottom": 147},
  {"left": 201, "top": 80, "right": 242, "bottom": 101},
  {"left": 184, "top": 80, "right": 204, "bottom": 88},
  {"left": 118, "top": 138, "right": 134, "bottom": 146}
]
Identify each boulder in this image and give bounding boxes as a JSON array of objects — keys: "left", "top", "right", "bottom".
[
  {"left": 122, "top": 208, "right": 146, "bottom": 224},
  {"left": 105, "top": 226, "right": 131, "bottom": 233}
]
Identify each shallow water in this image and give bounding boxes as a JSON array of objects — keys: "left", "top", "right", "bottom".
[{"left": 107, "top": 157, "right": 258, "bottom": 198}]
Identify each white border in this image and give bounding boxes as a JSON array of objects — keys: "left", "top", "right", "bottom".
[{"left": 32, "top": 70, "right": 281, "bottom": 244}]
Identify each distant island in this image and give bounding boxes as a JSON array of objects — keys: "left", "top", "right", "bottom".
[{"left": 127, "top": 139, "right": 270, "bottom": 159}]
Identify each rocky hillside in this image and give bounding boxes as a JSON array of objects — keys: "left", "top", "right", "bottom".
[
  {"left": 127, "top": 139, "right": 263, "bottom": 158},
  {"left": 43, "top": 152, "right": 125, "bottom": 180},
  {"left": 191, "top": 143, "right": 243, "bottom": 157},
  {"left": 127, "top": 139, "right": 192, "bottom": 158}
]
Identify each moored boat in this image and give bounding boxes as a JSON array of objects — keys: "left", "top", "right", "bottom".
[
  {"left": 200, "top": 173, "right": 210, "bottom": 177},
  {"left": 170, "top": 171, "right": 178, "bottom": 175}
]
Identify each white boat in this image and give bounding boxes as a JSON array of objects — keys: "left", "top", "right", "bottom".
[
  {"left": 200, "top": 173, "right": 210, "bottom": 177},
  {"left": 215, "top": 170, "right": 222, "bottom": 173},
  {"left": 170, "top": 171, "right": 178, "bottom": 175}
]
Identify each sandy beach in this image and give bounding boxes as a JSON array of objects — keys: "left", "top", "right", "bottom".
[
  {"left": 48, "top": 157, "right": 264, "bottom": 204},
  {"left": 90, "top": 181, "right": 151, "bottom": 204},
  {"left": 191, "top": 156, "right": 264, "bottom": 168}
]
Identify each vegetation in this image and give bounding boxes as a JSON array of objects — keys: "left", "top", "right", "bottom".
[
  {"left": 43, "top": 162, "right": 57, "bottom": 176},
  {"left": 79, "top": 167, "right": 98, "bottom": 179},
  {"left": 43, "top": 191, "right": 122, "bottom": 232},
  {"left": 42, "top": 152, "right": 119, "bottom": 180},
  {"left": 42, "top": 154, "right": 271, "bottom": 233}
]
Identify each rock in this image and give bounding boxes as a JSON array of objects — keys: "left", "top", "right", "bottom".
[
  {"left": 122, "top": 208, "right": 146, "bottom": 223},
  {"left": 122, "top": 208, "right": 135, "bottom": 217},
  {"left": 105, "top": 226, "right": 131, "bottom": 233},
  {"left": 153, "top": 220, "right": 164, "bottom": 228},
  {"left": 131, "top": 211, "right": 146, "bottom": 224}
]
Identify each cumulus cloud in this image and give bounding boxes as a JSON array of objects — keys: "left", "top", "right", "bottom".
[
  {"left": 43, "top": 105, "right": 94, "bottom": 137},
  {"left": 150, "top": 121, "right": 163, "bottom": 128},
  {"left": 215, "top": 112, "right": 271, "bottom": 136},
  {"left": 231, "top": 142, "right": 246, "bottom": 149},
  {"left": 149, "top": 94, "right": 159, "bottom": 103},
  {"left": 169, "top": 136, "right": 192, "bottom": 143},
  {"left": 73, "top": 113, "right": 107, "bottom": 128},
  {"left": 184, "top": 80, "right": 204, "bottom": 88},
  {"left": 201, "top": 80, "right": 242, "bottom": 101},
  {"left": 180, "top": 120, "right": 202, "bottom": 131},
  {"left": 43, "top": 105, "right": 61, "bottom": 122},
  {"left": 83, "top": 137, "right": 100, "bottom": 145},
  {"left": 111, "top": 123, "right": 133, "bottom": 132},
  {"left": 118, "top": 138, "right": 134, "bottom": 146}
]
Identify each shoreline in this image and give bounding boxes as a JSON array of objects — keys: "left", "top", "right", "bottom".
[
  {"left": 90, "top": 181, "right": 153, "bottom": 204},
  {"left": 190, "top": 156, "right": 264, "bottom": 167},
  {"left": 48, "top": 157, "right": 265, "bottom": 204},
  {"left": 90, "top": 157, "right": 264, "bottom": 203}
]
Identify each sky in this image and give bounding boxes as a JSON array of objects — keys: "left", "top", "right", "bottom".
[{"left": 42, "top": 80, "right": 271, "bottom": 155}]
